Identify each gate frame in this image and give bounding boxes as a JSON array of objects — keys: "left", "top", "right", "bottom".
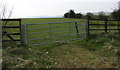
[
  {"left": 23, "top": 21, "right": 87, "bottom": 46},
  {"left": 2, "top": 19, "right": 22, "bottom": 44}
]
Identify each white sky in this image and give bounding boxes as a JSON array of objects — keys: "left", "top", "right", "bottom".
[{"left": 1, "top": 0, "right": 120, "bottom": 18}]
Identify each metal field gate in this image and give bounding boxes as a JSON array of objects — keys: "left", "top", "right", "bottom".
[{"left": 22, "top": 21, "right": 87, "bottom": 46}]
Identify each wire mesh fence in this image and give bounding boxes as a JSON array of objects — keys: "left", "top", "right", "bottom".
[{"left": 22, "top": 21, "right": 87, "bottom": 46}]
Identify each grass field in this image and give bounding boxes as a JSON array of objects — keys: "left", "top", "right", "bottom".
[{"left": 2, "top": 18, "right": 120, "bottom": 68}]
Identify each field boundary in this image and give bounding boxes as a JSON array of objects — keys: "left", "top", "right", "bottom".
[{"left": 2, "top": 18, "right": 120, "bottom": 46}]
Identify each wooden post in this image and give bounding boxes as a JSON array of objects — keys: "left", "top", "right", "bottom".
[
  {"left": 75, "top": 22, "right": 79, "bottom": 37},
  {"left": 26, "top": 24, "right": 28, "bottom": 46},
  {"left": 0, "top": 19, "right": 1, "bottom": 70},
  {"left": 19, "top": 20, "right": 22, "bottom": 45},
  {"left": 118, "top": 12, "right": 120, "bottom": 34},
  {"left": 118, "top": 20, "right": 120, "bottom": 33},
  {"left": 86, "top": 16, "right": 90, "bottom": 37},
  {"left": 0, "top": 19, "right": 2, "bottom": 47},
  {"left": 21, "top": 24, "right": 24, "bottom": 46},
  {"left": 105, "top": 18, "right": 108, "bottom": 33}
]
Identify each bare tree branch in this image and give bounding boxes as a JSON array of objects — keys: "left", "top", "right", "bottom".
[{"left": 0, "top": 1, "right": 13, "bottom": 26}]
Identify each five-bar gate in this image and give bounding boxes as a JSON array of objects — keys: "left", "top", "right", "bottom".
[{"left": 22, "top": 21, "right": 87, "bottom": 46}]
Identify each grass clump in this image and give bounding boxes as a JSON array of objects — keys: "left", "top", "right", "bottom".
[{"left": 2, "top": 33, "right": 119, "bottom": 68}]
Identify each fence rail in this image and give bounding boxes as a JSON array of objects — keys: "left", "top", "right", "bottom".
[
  {"left": 2, "top": 26, "right": 21, "bottom": 28},
  {"left": 30, "top": 37, "right": 85, "bottom": 46},
  {"left": 87, "top": 18, "right": 120, "bottom": 35},
  {"left": 89, "top": 19, "right": 119, "bottom": 21},
  {"left": 89, "top": 29, "right": 120, "bottom": 30},
  {"left": 89, "top": 24, "right": 120, "bottom": 26},
  {"left": 2, "top": 19, "right": 22, "bottom": 21},
  {"left": 26, "top": 21, "right": 85, "bottom": 25}
]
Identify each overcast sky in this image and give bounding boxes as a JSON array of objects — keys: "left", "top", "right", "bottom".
[{"left": 1, "top": 0, "right": 120, "bottom": 18}]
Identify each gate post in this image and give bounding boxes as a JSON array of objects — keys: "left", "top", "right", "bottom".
[
  {"left": 86, "top": 16, "right": 90, "bottom": 38},
  {"left": 19, "top": 20, "right": 22, "bottom": 45},
  {"left": 21, "top": 24, "right": 28, "bottom": 46},
  {"left": 75, "top": 22, "right": 79, "bottom": 37},
  {"left": 118, "top": 20, "right": 120, "bottom": 33},
  {"left": 0, "top": 19, "right": 2, "bottom": 70},
  {"left": 0, "top": 19, "right": 2, "bottom": 47},
  {"left": 105, "top": 18, "right": 108, "bottom": 33}
]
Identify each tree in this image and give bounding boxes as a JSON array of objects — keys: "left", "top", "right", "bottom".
[
  {"left": 64, "top": 13, "right": 69, "bottom": 18},
  {"left": 68, "top": 9, "right": 76, "bottom": 18},
  {"left": 64, "top": 9, "right": 76, "bottom": 18},
  {"left": 76, "top": 13, "right": 82, "bottom": 18},
  {"left": 111, "top": 10, "right": 120, "bottom": 20},
  {"left": 0, "top": 1, "right": 13, "bottom": 26},
  {"left": 111, "top": 1, "right": 120, "bottom": 20},
  {"left": 0, "top": 1, "right": 13, "bottom": 19},
  {"left": 98, "top": 11, "right": 108, "bottom": 20},
  {"left": 86, "top": 12, "right": 94, "bottom": 19},
  {"left": 0, "top": 1, "right": 13, "bottom": 41},
  {"left": 64, "top": 9, "right": 83, "bottom": 18},
  {"left": 111, "top": 1, "right": 120, "bottom": 33}
]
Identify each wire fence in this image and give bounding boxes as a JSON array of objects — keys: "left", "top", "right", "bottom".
[{"left": 22, "top": 21, "right": 87, "bottom": 46}]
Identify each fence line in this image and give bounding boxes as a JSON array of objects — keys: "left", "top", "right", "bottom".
[
  {"left": 87, "top": 18, "right": 120, "bottom": 35},
  {"left": 2, "top": 18, "right": 120, "bottom": 46}
]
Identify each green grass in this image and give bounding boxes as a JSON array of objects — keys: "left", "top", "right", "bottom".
[
  {"left": 2, "top": 18, "right": 120, "bottom": 68},
  {"left": 22, "top": 18, "right": 84, "bottom": 24},
  {"left": 3, "top": 33, "right": 119, "bottom": 68}
]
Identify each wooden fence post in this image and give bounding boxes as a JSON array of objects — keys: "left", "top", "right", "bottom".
[
  {"left": 105, "top": 18, "right": 108, "bottom": 33},
  {"left": 75, "top": 22, "right": 79, "bottom": 37},
  {"left": 86, "top": 16, "right": 90, "bottom": 37},
  {"left": 0, "top": 19, "right": 2, "bottom": 47},
  {"left": 26, "top": 24, "right": 28, "bottom": 46},
  {"left": 19, "top": 20, "right": 22, "bottom": 45},
  {"left": 118, "top": 20, "right": 120, "bottom": 33},
  {"left": 21, "top": 24, "right": 24, "bottom": 46}
]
